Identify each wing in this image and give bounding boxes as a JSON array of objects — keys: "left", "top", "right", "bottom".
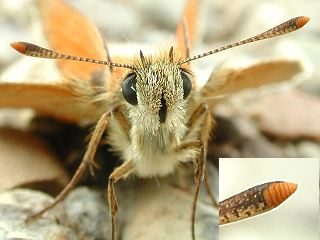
[
  {"left": 0, "top": 0, "right": 114, "bottom": 123},
  {"left": 175, "top": 0, "right": 198, "bottom": 59},
  {"left": 200, "top": 59, "right": 304, "bottom": 105},
  {"left": 0, "top": 82, "right": 105, "bottom": 123},
  {"left": 38, "top": 0, "right": 108, "bottom": 82}
]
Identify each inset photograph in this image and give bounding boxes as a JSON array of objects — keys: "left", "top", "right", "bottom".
[{"left": 219, "top": 158, "right": 319, "bottom": 240}]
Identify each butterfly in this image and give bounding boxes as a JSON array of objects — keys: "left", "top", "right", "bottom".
[{"left": 2, "top": 0, "right": 309, "bottom": 239}]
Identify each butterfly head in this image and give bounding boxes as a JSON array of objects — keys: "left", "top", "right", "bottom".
[{"left": 121, "top": 48, "right": 193, "bottom": 133}]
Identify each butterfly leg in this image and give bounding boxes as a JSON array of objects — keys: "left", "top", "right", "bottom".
[
  {"left": 99, "top": 107, "right": 130, "bottom": 146},
  {"left": 176, "top": 103, "right": 214, "bottom": 240},
  {"left": 26, "top": 110, "right": 111, "bottom": 222},
  {"left": 204, "top": 170, "right": 218, "bottom": 208},
  {"left": 108, "top": 160, "right": 135, "bottom": 240},
  {"left": 192, "top": 140, "right": 206, "bottom": 240},
  {"left": 107, "top": 107, "right": 134, "bottom": 240},
  {"left": 187, "top": 103, "right": 218, "bottom": 208}
]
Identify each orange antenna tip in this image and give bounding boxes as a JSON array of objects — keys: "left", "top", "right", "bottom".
[
  {"left": 263, "top": 182, "right": 297, "bottom": 208},
  {"left": 296, "top": 16, "right": 310, "bottom": 28},
  {"left": 11, "top": 42, "right": 27, "bottom": 54}
]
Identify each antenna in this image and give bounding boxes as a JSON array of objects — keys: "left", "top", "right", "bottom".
[
  {"left": 11, "top": 17, "right": 309, "bottom": 69},
  {"left": 179, "top": 16, "right": 309, "bottom": 65},
  {"left": 10, "top": 42, "right": 136, "bottom": 70}
]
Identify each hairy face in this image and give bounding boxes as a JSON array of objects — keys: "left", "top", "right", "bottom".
[{"left": 121, "top": 54, "right": 193, "bottom": 134}]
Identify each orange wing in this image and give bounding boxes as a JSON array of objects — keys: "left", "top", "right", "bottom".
[
  {"left": 38, "top": 0, "right": 108, "bottom": 82},
  {"left": 0, "top": 82, "right": 105, "bottom": 123},
  {"left": 0, "top": 0, "right": 112, "bottom": 123},
  {"left": 175, "top": 0, "right": 198, "bottom": 59}
]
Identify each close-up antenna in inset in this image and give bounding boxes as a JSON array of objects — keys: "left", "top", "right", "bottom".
[{"left": 219, "top": 181, "right": 298, "bottom": 225}]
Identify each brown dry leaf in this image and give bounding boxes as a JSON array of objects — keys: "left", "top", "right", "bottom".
[
  {"left": 0, "top": 128, "right": 69, "bottom": 193},
  {"left": 244, "top": 89, "right": 320, "bottom": 140}
]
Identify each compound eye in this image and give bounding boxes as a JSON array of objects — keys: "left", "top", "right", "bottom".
[
  {"left": 122, "top": 73, "right": 138, "bottom": 105},
  {"left": 181, "top": 70, "right": 192, "bottom": 99}
]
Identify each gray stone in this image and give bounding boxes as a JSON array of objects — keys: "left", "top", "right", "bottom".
[
  {"left": 63, "top": 187, "right": 110, "bottom": 240},
  {"left": 0, "top": 189, "right": 77, "bottom": 240}
]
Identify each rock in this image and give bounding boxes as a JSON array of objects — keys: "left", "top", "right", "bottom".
[
  {"left": 245, "top": 90, "right": 320, "bottom": 141},
  {"left": 62, "top": 164, "right": 218, "bottom": 240},
  {"left": 296, "top": 141, "right": 320, "bottom": 157},
  {"left": 63, "top": 187, "right": 111, "bottom": 240},
  {"left": 0, "top": 128, "right": 69, "bottom": 194},
  {"left": 121, "top": 172, "right": 218, "bottom": 240},
  {"left": 0, "top": 189, "right": 77, "bottom": 240}
]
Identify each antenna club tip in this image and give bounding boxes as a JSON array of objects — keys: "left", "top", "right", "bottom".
[
  {"left": 296, "top": 16, "right": 310, "bottom": 28},
  {"left": 263, "top": 181, "right": 298, "bottom": 208},
  {"left": 10, "top": 42, "right": 27, "bottom": 54}
]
